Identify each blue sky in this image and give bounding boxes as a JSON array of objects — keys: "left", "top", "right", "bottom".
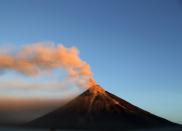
[{"left": 0, "top": 0, "right": 182, "bottom": 124}]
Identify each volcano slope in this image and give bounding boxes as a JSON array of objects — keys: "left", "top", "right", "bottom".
[{"left": 26, "top": 85, "right": 179, "bottom": 130}]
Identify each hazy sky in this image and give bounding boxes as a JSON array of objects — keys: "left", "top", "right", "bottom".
[{"left": 0, "top": 0, "right": 182, "bottom": 124}]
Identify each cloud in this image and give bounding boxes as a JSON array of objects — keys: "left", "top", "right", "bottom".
[{"left": 0, "top": 42, "right": 96, "bottom": 88}]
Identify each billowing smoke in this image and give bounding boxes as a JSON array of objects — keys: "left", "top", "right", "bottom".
[{"left": 0, "top": 42, "right": 96, "bottom": 88}]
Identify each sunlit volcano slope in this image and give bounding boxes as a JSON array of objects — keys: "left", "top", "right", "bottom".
[{"left": 26, "top": 85, "right": 177, "bottom": 130}]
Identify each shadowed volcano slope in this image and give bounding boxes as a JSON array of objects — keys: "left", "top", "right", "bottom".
[{"left": 26, "top": 85, "right": 177, "bottom": 130}]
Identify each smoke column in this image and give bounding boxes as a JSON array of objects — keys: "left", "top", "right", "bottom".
[{"left": 0, "top": 42, "right": 96, "bottom": 88}]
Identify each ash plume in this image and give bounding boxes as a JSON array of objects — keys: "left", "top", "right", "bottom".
[{"left": 0, "top": 42, "right": 96, "bottom": 88}]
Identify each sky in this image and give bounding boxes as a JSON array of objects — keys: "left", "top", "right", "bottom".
[{"left": 0, "top": 0, "right": 182, "bottom": 124}]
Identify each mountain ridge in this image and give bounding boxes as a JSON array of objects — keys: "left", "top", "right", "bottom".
[{"left": 26, "top": 85, "right": 179, "bottom": 130}]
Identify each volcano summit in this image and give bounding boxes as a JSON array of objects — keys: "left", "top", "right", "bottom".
[{"left": 26, "top": 84, "right": 179, "bottom": 130}]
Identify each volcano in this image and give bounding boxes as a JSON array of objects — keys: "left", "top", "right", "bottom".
[{"left": 26, "top": 84, "right": 178, "bottom": 130}]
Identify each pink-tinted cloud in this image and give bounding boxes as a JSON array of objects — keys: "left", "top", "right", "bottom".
[{"left": 0, "top": 43, "right": 96, "bottom": 88}]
